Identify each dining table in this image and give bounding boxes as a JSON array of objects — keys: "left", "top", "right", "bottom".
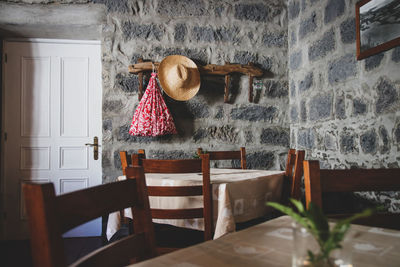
[
  {"left": 129, "top": 215, "right": 400, "bottom": 267},
  {"left": 106, "top": 168, "right": 285, "bottom": 240}
]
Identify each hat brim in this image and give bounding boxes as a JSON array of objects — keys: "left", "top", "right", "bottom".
[{"left": 158, "top": 55, "right": 201, "bottom": 101}]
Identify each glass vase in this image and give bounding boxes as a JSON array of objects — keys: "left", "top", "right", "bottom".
[{"left": 291, "top": 222, "right": 353, "bottom": 267}]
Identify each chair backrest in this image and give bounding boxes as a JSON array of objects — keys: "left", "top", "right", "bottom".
[
  {"left": 303, "top": 160, "right": 400, "bottom": 230},
  {"left": 132, "top": 154, "right": 213, "bottom": 241},
  {"left": 197, "top": 147, "right": 246, "bottom": 169},
  {"left": 120, "top": 149, "right": 146, "bottom": 175},
  {"left": 23, "top": 166, "right": 156, "bottom": 267},
  {"left": 282, "top": 149, "right": 305, "bottom": 202}
]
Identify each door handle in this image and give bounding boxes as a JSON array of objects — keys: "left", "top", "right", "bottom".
[{"left": 85, "top": 136, "right": 99, "bottom": 160}]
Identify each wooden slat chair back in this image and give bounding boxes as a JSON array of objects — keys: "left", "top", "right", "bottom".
[
  {"left": 23, "top": 166, "right": 156, "bottom": 267},
  {"left": 120, "top": 149, "right": 146, "bottom": 175},
  {"left": 303, "top": 160, "right": 400, "bottom": 230},
  {"left": 281, "top": 149, "right": 305, "bottom": 202},
  {"left": 197, "top": 147, "right": 246, "bottom": 169},
  {"left": 130, "top": 154, "right": 212, "bottom": 254}
]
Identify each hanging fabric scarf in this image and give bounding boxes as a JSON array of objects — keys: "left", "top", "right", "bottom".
[{"left": 129, "top": 72, "right": 177, "bottom": 136}]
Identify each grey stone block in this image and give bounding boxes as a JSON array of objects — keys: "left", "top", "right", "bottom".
[
  {"left": 264, "top": 80, "right": 288, "bottom": 98},
  {"left": 290, "top": 106, "right": 298, "bottom": 123},
  {"left": 259, "top": 56, "right": 273, "bottom": 71},
  {"left": 154, "top": 48, "right": 207, "bottom": 64},
  {"left": 234, "top": 51, "right": 257, "bottom": 65},
  {"left": 245, "top": 131, "right": 253, "bottom": 143},
  {"left": 365, "top": 53, "right": 384, "bottom": 71},
  {"left": 375, "top": 78, "right": 398, "bottom": 114},
  {"left": 290, "top": 80, "right": 296, "bottom": 97},
  {"left": 395, "top": 122, "right": 400, "bottom": 143},
  {"left": 298, "top": 72, "right": 313, "bottom": 92},
  {"left": 300, "top": 100, "right": 307, "bottom": 122},
  {"left": 246, "top": 151, "right": 275, "bottom": 169},
  {"left": 290, "top": 29, "right": 297, "bottom": 47},
  {"left": 392, "top": 47, "right": 400, "bottom": 62},
  {"left": 309, "top": 93, "right": 332, "bottom": 121},
  {"left": 215, "top": 27, "right": 240, "bottom": 43},
  {"left": 103, "top": 100, "right": 123, "bottom": 113},
  {"left": 324, "top": 132, "right": 337, "bottom": 151},
  {"left": 149, "top": 150, "right": 192, "bottom": 159},
  {"left": 289, "top": 50, "right": 302, "bottom": 70},
  {"left": 193, "top": 126, "right": 239, "bottom": 143},
  {"left": 297, "top": 128, "right": 314, "bottom": 149},
  {"left": 214, "top": 106, "right": 224, "bottom": 119},
  {"left": 301, "top": 0, "right": 307, "bottom": 11},
  {"left": 335, "top": 96, "right": 346, "bottom": 119},
  {"left": 157, "top": 0, "right": 206, "bottom": 17},
  {"left": 116, "top": 73, "right": 138, "bottom": 93},
  {"left": 130, "top": 53, "right": 142, "bottom": 64},
  {"left": 379, "top": 126, "right": 390, "bottom": 153},
  {"left": 93, "top": 0, "right": 129, "bottom": 13},
  {"left": 103, "top": 151, "right": 112, "bottom": 169},
  {"left": 208, "top": 125, "right": 239, "bottom": 143},
  {"left": 360, "top": 130, "right": 377, "bottom": 154},
  {"left": 308, "top": 29, "right": 335, "bottom": 61},
  {"left": 187, "top": 100, "right": 210, "bottom": 118},
  {"left": 174, "top": 24, "right": 187, "bottom": 42},
  {"left": 299, "top": 12, "right": 317, "bottom": 40},
  {"left": 328, "top": 54, "right": 357, "bottom": 84},
  {"left": 353, "top": 99, "right": 367, "bottom": 115},
  {"left": 103, "top": 119, "right": 112, "bottom": 131},
  {"left": 193, "top": 128, "right": 207, "bottom": 142},
  {"left": 117, "top": 125, "right": 172, "bottom": 143},
  {"left": 122, "top": 22, "right": 164, "bottom": 41},
  {"left": 288, "top": 0, "right": 300, "bottom": 20},
  {"left": 192, "top": 26, "right": 215, "bottom": 42},
  {"left": 262, "top": 32, "right": 287, "bottom": 47},
  {"left": 340, "top": 133, "right": 357, "bottom": 153},
  {"left": 260, "top": 128, "right": 290, "bottom": 146},
  {"left": 215, "top": 5, "right": 224, "bottom": 17},
  {"left": 340, "top": 17, "right": 356, "bottom": 44},
  {"left": 171, "top": 100, "right": 210, "bottom": 119},
  {"left": 234, "top": 3, "right": 269, "bottom": 22},
  {"left": 324, "top": 0, "right": 345, "bottom": 24},
  {"left": 230, "top": 105, "right": 277, "bottom": 122}
]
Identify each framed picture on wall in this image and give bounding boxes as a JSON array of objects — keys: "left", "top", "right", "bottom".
[{"left": 356, "top": 0, "right": 400, "bottom": 60}]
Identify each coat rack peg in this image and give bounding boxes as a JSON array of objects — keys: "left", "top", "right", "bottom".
[
  {"left": 138, "top": 58, "right": 144, "bottom": 101},
  {"left": 247, "top": 62, "right": 254, "bottom": 103},
  {"left": 224, "top": 61, "right": 230, "bottom": 103}
]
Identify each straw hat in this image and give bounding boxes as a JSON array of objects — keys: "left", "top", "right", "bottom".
[{"left": 158, "top": 55, "right": 201, "bottom": 101}]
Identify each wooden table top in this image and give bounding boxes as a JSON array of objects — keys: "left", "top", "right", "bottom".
[{"left": 130, "top": 215, "right": 400, "bottom": 267}]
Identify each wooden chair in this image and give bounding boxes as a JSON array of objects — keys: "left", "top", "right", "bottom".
[
  {"left": 281, "top": 149, "right": 305, "bottom": 202},
  {"left": 23, "top": 166, "right": 156, "bottom": 267},
  {"left": 120, "top": 149, "right": 145, "bottom": 175},
  {"left": 303, "top": 160, "right": 400, "bottom": 230},
  {"left": 130, "top": 154, "right": 212, "bottom": 254},
  {"left": 197, "top": 147, "right": 246, "bottom": 169}
]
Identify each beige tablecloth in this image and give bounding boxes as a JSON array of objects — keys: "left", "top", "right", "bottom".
[
  {"left": 107, "top": 168, "right": 284, "bottom": 240},
  {"left": 131, "top": 216, "right": 400, "bottom": 267}
]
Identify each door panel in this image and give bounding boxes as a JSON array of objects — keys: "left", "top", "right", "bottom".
[
  {"left": 2, "top": 39, "right": 102, "bottom": 239},
  {"left": 60, "top": 57, "right": 89, "bottom": 137}
]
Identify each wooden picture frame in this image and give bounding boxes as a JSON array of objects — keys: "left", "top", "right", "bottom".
[{"left": 356, "top": 0, "right": 400, "bottom": 60}]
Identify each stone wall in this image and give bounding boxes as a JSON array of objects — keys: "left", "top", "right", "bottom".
[
  {"left": 1, "top": 0, "right": 290, "bottom": 182},
  {"left": 288, "top": 0, "right": 400, "bottom": 212},
  {"left": 103, "top": 0, "right": 290, "bottom": 181}
]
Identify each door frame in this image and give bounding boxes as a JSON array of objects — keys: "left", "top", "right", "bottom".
[{"left": 0, "top": 38, "right": 103, "bottom": 240}]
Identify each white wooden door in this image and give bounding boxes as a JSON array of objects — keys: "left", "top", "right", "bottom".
[{"left": 2, "top": 39, "right": 102, "bottom": 239}]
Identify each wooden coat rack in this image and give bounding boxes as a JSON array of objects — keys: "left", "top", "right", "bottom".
[{"left": 128, "top": 58, "right": 263, "bottom": 103}]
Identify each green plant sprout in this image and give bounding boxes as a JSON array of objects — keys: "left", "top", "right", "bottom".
[{"left": 267, "top": 199, "right": 375, "bottom": 266}]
